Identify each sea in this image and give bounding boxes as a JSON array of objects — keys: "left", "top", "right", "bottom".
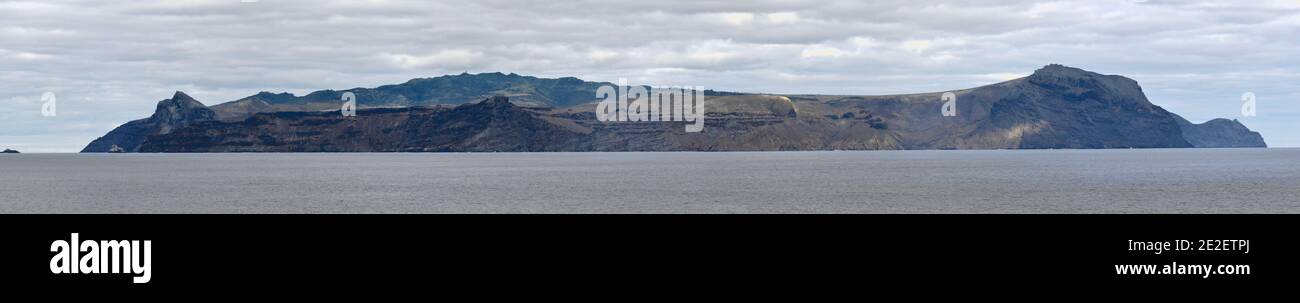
[{"left": 2, "top": 149, "right": 1297, "bottom": 213}]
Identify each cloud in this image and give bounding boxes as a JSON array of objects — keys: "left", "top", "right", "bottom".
[
  {"left": 800, "top": 45, "right": 845, "bottom": 59},
  {"left": 1, "top": 0, "right": 1299, "bottom": 151},
  {"left": 765, "top": 12, "right": 800, "bottom": 24},
  {"left": 715, "top": 12, "right": 755, "bottom": 26},
  {"left": 901, "top": 40, "right": 933, "bottom": 54},
  {"left": 385, "top": 50, "right": 486, "bottom": 70}
]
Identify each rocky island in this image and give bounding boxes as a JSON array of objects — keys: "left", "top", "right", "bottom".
[
  {"left": 1, "top": 149, "right": 18, "bottom": 154},
  {"left": 82, "top": 65, "right": 1266, "bottom": 152}
]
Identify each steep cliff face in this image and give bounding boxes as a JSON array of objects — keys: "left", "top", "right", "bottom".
[
  {"left": 966, "top": 64, "right": 1191, "bottom": 149},
  {"left": 138, "top": 96, "right": 589, "bottom": 152},
  {"left": 81, "top": 92, "right": 217, "bottom": 152},
  {"left": 1174, "top": 115, "right": 1267, "bottom": 148},
  {"left": 85, "top": 65, "right": 1267, "bottom": 152},
  {"left": 773, "top": 64, "right": 1196, "bottom": 149}
]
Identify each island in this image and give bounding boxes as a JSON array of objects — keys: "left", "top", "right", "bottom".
[{"left": 82, "top": 64, "right": 1265, "bottom": 153}]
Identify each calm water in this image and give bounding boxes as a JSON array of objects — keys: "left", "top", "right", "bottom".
[{"left": 1, "top": 149, "right": 1298, "bottom": 213}]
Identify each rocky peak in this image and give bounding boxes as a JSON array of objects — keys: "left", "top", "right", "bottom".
[
  {"left": 1032, "top": 64, "right": 1090, "bottom": 77},
  {"left": 1029, "top": 64, "right": 1110, "bottom": 86},
  {"left": 153, "top": 91, "right": 206, "bottom": 113},
  {"left": 1025, "top": 64, "right": 1145, "bottom": 103},
  {"left": 161, "top": 91, "right": 200, "bottom": 105},
  {"left": 149, "top": 91, "right": 217, "bottom": 134}
]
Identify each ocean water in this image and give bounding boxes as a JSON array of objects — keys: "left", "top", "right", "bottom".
[{"left": 1, "top": 149, "right": 1298, "bottom": 213}]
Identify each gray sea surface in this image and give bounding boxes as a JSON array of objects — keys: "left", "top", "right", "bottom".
[{"left": 2, "top": 149, "right": 1297, "bottom": 213}]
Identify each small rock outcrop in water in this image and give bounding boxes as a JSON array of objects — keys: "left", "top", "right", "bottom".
[
  {"left": 81, "top": 91, "right": 218, "bottom": 153},
  {"left": 83, "top": 65, "right": 1267, "bottom": 152},
  {"left": 2, "top": 148, "right": 18, "bottom": 154}
]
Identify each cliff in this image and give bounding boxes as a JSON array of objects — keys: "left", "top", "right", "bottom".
[{"left": 82, "top": 92, "right": 217, "bottom": 152}]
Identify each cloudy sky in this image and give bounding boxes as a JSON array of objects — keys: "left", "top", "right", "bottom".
[{"left": 2, "top": 0, "right": 1298, "bottom": 151}]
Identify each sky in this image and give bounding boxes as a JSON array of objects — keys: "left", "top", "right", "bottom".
[{"left": 2, "top": 0, "right": 1298, "bottom": 152}]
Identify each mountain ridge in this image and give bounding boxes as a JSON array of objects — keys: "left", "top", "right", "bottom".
[{"left": 207, "top": 72, "right": 615, "bottom": 121}]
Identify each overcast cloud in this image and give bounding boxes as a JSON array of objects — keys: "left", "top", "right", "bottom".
[{"left": 2, "top": 0, "right": 1298, "bottom": 151}]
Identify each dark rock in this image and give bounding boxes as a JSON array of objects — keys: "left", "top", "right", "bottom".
[
  {"left": 1174, "top": 114, "right": 1267, "bottom": 148},
  {"left": 137, "top": 97, "right": 588, "bottom": 152},
  {"left": 1, "top": 148, "right": 18, "bottom": 154}
]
